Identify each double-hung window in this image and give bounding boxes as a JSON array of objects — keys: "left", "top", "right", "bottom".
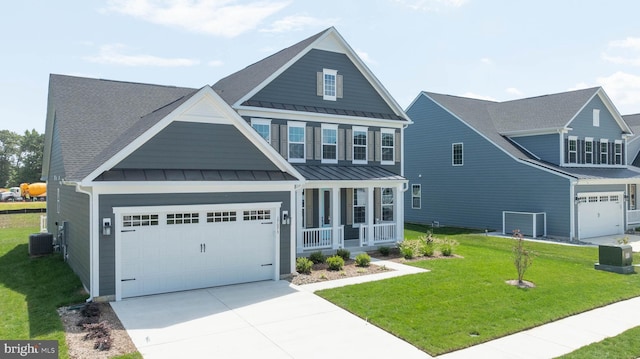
[
  {"left": 288, "top": 122, "right": 305, "bottom": 163},
  {"left": 568, "top": 136, "right": 577, "bottom": 164},
  {"left": 615, "top": 140, "right": 623, "bottom": 165},
  {"left": 352, "top": 126, "right": 367, "bottom": 164},
  {"left": 321, "top": 124, "right": 338, "bottom": 163},
  {"left": 251, "top": 118, "right": 271, "bottom": 144},
  {"left": 600, "top": 139, "right": 608, "bottom": 164},
  {"left": 323, "top": 69, "right": 337, "bottom": 101},
  {"left": 452, "top": 142, "right": 464, "bottom": 166},
  {"left": 584, "top": 137, "right": 593, "bottom": 164},
  {"left": 381, "top": 128, "right": 395, "bottom": 165},
  {"left": 411, "top": 184, "right": 421, "bottom": 209},
  {"left": 381, "top": 188, "right": 394, "bottom": 222},
  {"left": 353, "top": 188, "right": 366, "bottom": 225}
]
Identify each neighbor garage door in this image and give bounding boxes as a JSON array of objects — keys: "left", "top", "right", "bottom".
[
  {"left": 577, "top": 192, "right": 624, "bottom": 239},
  {"left": 115, "top": 203, "right": 279, "bottom": 299}
]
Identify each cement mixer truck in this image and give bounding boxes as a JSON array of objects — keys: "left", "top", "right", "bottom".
[{"left": 19, "top": 183, "right": 47, "bottom": 201}]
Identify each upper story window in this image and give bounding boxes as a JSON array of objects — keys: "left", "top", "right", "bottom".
[
  {"left": 567, "top": 136, "right": 577, "bottom": 164},
  {"left": 411, "top": 184, "right": 421, "bottom": 209},
  {"left": 321, "top": 124, "right": 338, "bottom": 164},
  {"left": 593, "top": 109, "right": 600, "bottom": 127},
  {"left": 352, "top": 126, "right": 368, "bottom": 164},
  {"left": 323, "top": 69, "right": 337, "bottom": 101},
  {"left": 600, "top": 139, "right": 608, "bottom": 164},
  {"left": 381, "top": 128, "right": 395, "bottom": 165},
  {"left": 251, "top": 118, "right": 271, "bottom": 144},
  {"left": 288, "top": 122, "right": 305, "bottom": 163},
  {"left": 452, "top": 142, "right": 464, "bottom": 166},
  {"left": 585, "top": 137, "right": 593, "bottom": 164},
  {"left": 615, "top": 140, "right": 623, "bottom": 165}
]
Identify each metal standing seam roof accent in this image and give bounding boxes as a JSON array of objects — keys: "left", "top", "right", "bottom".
[
  {"left": 94, "top": 169, "right": 298, "bottom": 182},
  {"left": 293, "top": 165, "right": 405, "bottom": 181},
  {"left": 242, "top": 100, "right": 406, "bottom": 121},
  {"left": 520, "top": 160, "right": 640, "bottom": 180}
]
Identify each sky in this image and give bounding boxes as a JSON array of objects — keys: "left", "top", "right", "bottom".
[{"left": 3, "top": 0, "right": 640, "bottom": 134}]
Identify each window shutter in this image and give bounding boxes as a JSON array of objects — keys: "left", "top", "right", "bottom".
[
  {"left": 336, "top": 75, "right": 343, "bottom": 98},
  {"left": 306, "top": 126, "right": 313, "bottom": 160},
  {"left": 564, "top": 138, "right": 569, "bottom": 164},
  {"left": 346, "top": 188, "right": 353, "bottom": 225},
  {"left": 338, "top": 128, "right": 345, "bottom": 161},
  {"left": 594, "top": 141, "right": 600, "bottom": 164},
  {"left": 271, "top": 124, "right": 279, "bottom": 152},
  {"left": 315, "top": 127, "right": 322, "bottom": 160},
  {"left": 316, "top": 72, "right": 323, "bottom": 96},
  {"left": 374, "top": 131, "right": 381, "bottom": 162},
  {"left": 374, "top": 188, "right": 381, "bottom": 223},
  {"left": 346, "top": 129, "right": 352, "bottom": 161},
  {"left": 577, "top": 139, "right": 583, "bottom": 164},
  {"left": 622, "top": 143, "right": 626, "bottom": 164},
  {"left": 610, "top": 142, "right": 614, "bottom": 164},
  {"left": 280, "top": 125, "right": 288, "bottom": 159},
  {"left": 305, "top": 190, "right": 314, "bottom": 228},
  {"left": 368, "top": 131, "right": 375, "bottom": 162},
  {"left": 395, "top": 132, "right": 401, "bottom": 163}
]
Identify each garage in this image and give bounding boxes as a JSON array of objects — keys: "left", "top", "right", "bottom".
[
  {"left": 577, "top": 192, "right": 624, "bottom": 239},
  {"left": 115, "top": 203, "right": 280, "bottom": 299}
]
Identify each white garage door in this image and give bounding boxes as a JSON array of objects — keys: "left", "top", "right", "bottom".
[
  {"left": 116, "top": 203, "right": 279, "bottom": 299},
  {"left": 577, "top": 192, "right": 624, "bottom": 239}
]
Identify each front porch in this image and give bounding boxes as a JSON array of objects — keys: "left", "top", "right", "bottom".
[{"left": 296, "top": 185, "right": 404, "bottom": 254}]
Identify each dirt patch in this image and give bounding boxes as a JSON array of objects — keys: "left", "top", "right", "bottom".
[
  {"left": 288, "top": 259, "right": 393, "bottom": 285},
  {"left": 58, "top": 303, "right": 138, "bottom": 359},
  {"left": 505, "top": 280, "right": 536, "bottom": 289}
]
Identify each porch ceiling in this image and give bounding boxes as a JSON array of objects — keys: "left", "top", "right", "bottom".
[{"left": 293, "top": 165, "right": 405, "bottom": 181}]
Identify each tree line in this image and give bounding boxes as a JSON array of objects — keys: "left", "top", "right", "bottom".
[{"left": 0, "top": 129, "right": 44, "bottom": 188}]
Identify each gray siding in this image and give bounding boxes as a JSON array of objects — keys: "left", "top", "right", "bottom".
[
  {"left": 404, "top": 94, "right": 572, "bottom": 238},
  {"left": 510, "top": 134, "right": 560, "bottom": 164},
  {"left": 568, "top": 96, "right": 624, "bottom": 140},
  {"left": 98, "top": 191, "right": 291, "bottom": 296},
  {"left": 251, "top": 49, "right": 396, "bottom": 116},
  {"left": 115, "top": 122, "right": 279, "bottom": 171}
]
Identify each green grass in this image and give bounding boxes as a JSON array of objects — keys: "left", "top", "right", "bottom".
[
  {"left": 0, "top": 201, "right": 46, "bottom": 210},
  {"left": 0, "top": 213, "right": 88, "bottom": 359},
  {"left": 557, "top": 325, "right": 640, "bottom": 359},
  {"left": 318, "top": 226, "right": 640, "bottom": 356}
]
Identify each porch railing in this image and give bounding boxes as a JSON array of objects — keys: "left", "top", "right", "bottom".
[
  {"left": 628, "top": 209, "right": 640, "bottom": 225},
  {"left": 302, "top": 226, "right": 344, "bottom": 250},
  {"left": 359, "top": 223, "right": 397, "bottom": 246}
]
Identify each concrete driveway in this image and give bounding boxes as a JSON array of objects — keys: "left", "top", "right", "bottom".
[{"left": 111, "top": 280, "right": 431, "bottom": 359}]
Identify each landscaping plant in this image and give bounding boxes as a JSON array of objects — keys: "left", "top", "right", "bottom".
[
  {"left": 336, "top": 248, "right": 350, "bottom": 261},
  {"left": 308, "top": 251, "right": 325, "bottom": 264},
  {"left": 512, "top": 229, "right": 534, "bottom": 284},
  {"left": 355, "top": 253, "right": 371, "bottom": 267},
  {"left": 326, "top": 255, "right": 344, "bottom": 271},
  {"left": 296, "top": 257, "right": 313, "bottom": 274}
]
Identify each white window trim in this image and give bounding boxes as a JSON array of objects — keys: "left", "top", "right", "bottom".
[
  {"left": 600, "top": 139, "right": 608, "bottom": 164},
  {"left": 352, "top": 126, "right": 368, "bottom": 165},
  {"left": 323, "top": 68, "right": 337, "bottom": 101},
  {"left": 411, "top": 184, "right": 421, "bottom": 209},
  {"left": 353, "top": 188, "right": 366, "bottom": 226},
  {"left": 288, "top": 121, "right": 306, "bottom": 163},
  {"left": 593, "top": 109, "right": 600, "bottom": 127},
  {"left": 584, "top": 137, "right": 593, "bottom": 164},
  {"left": 250, "top": 118, "right": 271, "bottom": 144},
  {"left": 381, "top": 128, "right": 395, "bottom": 165},
  {"left": 452, "top": 142, "right": 464, "bottom": 166},
  {"left": 381, "top": 187, "right": 394, "bottom": 222},
  {"left": 567, "top": 136, "right": 577, "bottom": 164},
  {"left": 321, "top": 123, "right": 338, "bottom": 164},
  {"left": 615, "top": 139, "right": 623, "bottom": 165}
]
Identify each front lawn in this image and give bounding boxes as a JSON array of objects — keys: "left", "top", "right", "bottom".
[
  {"left": 557, "top": 325, "right": 640, "bottom": 359},
  {"left": 0, "top": 213, "right": 87, "bottom": 359},
  {"left": 317, "top": 225, "right": 640, "bottom": 356}
]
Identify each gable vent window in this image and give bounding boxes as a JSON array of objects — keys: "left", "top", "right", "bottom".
[
  {"left": 593, "top": 109, "right": 600, "bottom": 127},
  {"left": 317, "top": 69, "right": 343, "bottom": 101},
  {"left": 452, "top": 142, "right": 464, "bottom": 166}
]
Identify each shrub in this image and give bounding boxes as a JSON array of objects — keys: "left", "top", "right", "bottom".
[
  {"left": 512, "top": 230, "right": 534, "bottom": 284},
  {"left": 296, "top": 257, "right": 313, "bottom": 274},
  {"left": 378, "top": 246, "right": 390, "bottom": 256},
  {"left": 421, "top": 242, "right": 435, "bottom": 257},
  {"left": 326, "top": 255, "right": 345, "bottom": 271},
  {"left": 438, "top": 238, "right": 458, "bottom": 256},
  {"left": 355, "top": 253, "right": 371, "bottom": 267},
  {"left": 400, "top": 245, "right": 414, "bottom": 259},
  {"left": 336, "top": 248, "right": 351, "bottom": 261},
  {"left": 308, "top": 251, "right": 325, "bottom": 264}
]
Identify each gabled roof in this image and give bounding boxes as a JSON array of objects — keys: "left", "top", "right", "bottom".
[
  {"left": 212, "top": 27, "right": 410, "bottom": 123},
  {"left": 624, "top": 113, "right": 640, "bottom": 142}
]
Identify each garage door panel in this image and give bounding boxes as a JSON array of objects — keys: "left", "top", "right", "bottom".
[
  {"left": 578, "top": 192, "right": 624, "bottom": 239},
  {"left": 119, "top": 205, "right": 278, "bottom": 299}
]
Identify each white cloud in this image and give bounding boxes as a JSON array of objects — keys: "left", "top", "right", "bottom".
[
  {"left": 480, "top": 57, "right": 492, "bottom": 65},
  {"left": 393, "top": 0, "right": 468, "bottom": 12},
  {"left": 105, "top": 0, "right": 290, "bottom": 38},
  {"left": 85, "top": 44, "right": 199, "bottom": 67},
  {"left": 506, "top": 87, "right": 523, "bottom": 96},
  {"left": 461, "top": 92, "right": 497, "bottom": 101},
  {"left": 260, "top": 14, "right": 337, "bottom": 33},
  {"left": 602, "top": 36, "right": 640, "bottom": 66},
  {"left": 207, "top": 60, "right": 224, "bottom": 67},
  {"left": 570, "top": 72, "right": 640, "bottom": 113},
  {"left": 356, "top": 49, "right": 377, "bottom": 66}
]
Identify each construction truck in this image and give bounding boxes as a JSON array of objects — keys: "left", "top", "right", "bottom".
[{"left": 19, "top": 183, "right": 47, "bottom": 201}]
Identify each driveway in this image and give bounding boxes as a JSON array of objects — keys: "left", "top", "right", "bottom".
[{"left": 111, "top": 280, "right": 431, "bottom": 359}]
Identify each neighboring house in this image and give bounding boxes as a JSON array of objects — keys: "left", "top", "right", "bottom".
[
  {"left": 404, "top": 87, "right": 640, "bottom": 241},
  {"left": 43, "top": 27, "right": 410, "bottom": 301}
]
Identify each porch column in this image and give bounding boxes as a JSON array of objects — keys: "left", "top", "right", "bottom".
[
  {"left": 332, "top": 188, "right": 341, "bottom": 249},
  {"left": 395, "top": 184, "right": 404, "bottom": 242},
  {"left": 296, "top": 188, "right": 304, "bottom": 252},
  {"left": 367, "top": 186, "right": 375, "bottom": 246}
]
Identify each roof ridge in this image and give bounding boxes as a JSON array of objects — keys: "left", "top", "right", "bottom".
[{"left": 50, "top": 73, "right": 197, "bottom": 91}]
